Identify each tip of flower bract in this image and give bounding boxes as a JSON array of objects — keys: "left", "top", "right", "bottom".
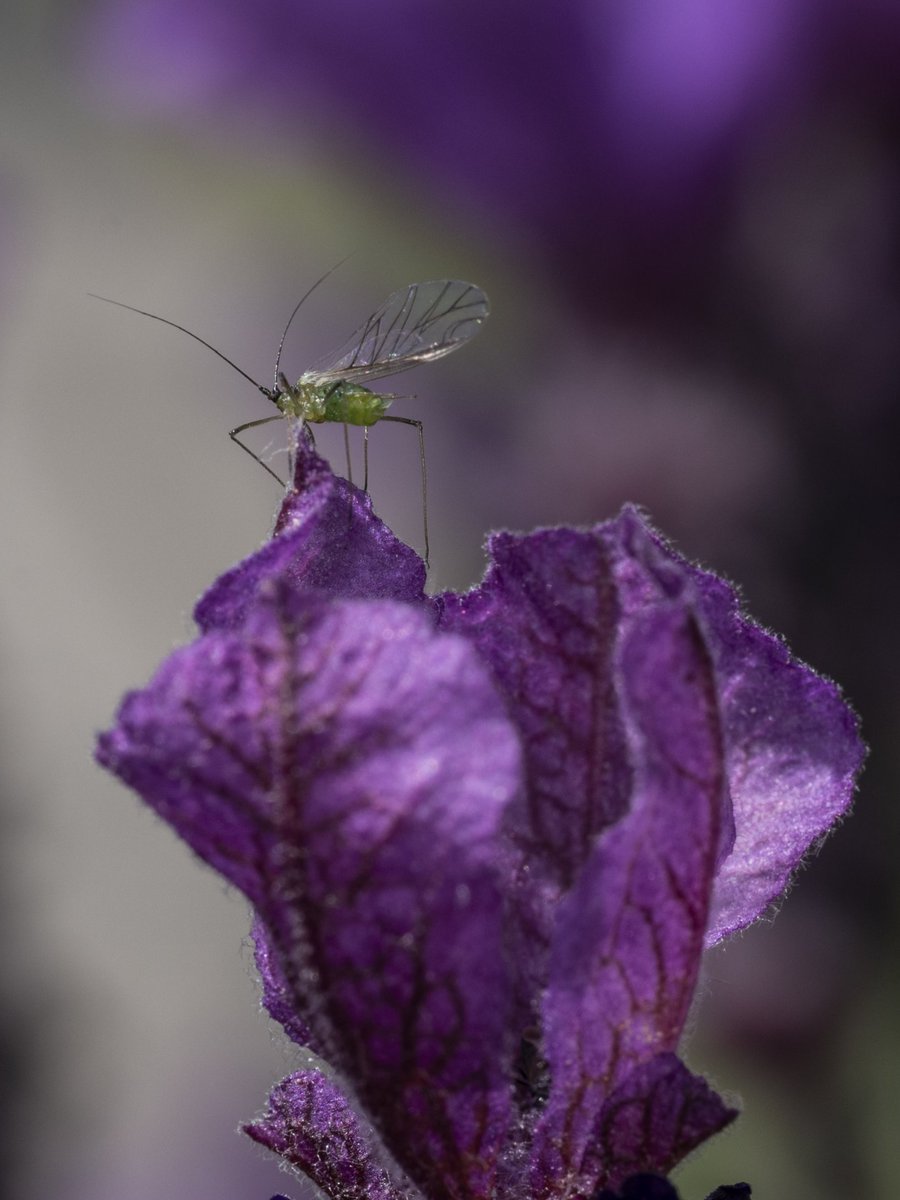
[{"left": 194, "top": 425, "right": 426, "bottom": 633}]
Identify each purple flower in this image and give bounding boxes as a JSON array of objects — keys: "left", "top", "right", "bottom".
[{"left": 97, "top": 432, "right": 862, "bottom": 1197}]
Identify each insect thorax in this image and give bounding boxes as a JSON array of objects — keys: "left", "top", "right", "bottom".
[{"left": 277, "top": 379, "right": 391, "bottom": 426}]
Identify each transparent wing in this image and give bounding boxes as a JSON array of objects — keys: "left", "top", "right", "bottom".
[{"left": 300, "top": 280, "right": 489, "bottom": 386}]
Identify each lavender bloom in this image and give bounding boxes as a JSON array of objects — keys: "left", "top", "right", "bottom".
[{"left": 97, "top": 433, "right": 862, "bottom": 1197}]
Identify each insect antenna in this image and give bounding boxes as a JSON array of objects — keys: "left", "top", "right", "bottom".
[
  {"left": 88, "top": 293, "right": 274, "bottom": 400},
  {"left": 272, "top": 256, "right": 351, "bottom": 390}
]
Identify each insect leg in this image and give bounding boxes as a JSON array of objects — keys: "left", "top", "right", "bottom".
[
  {"left": 229, "top": 415, "right": 287, "bottom": 486},
  {"left": 380, "top": 414, "right": 429, "bottom": 570},
  {"left": 343, "top": 423, "right": 353, "bottom": 484},
  {"left": 363, "top": 427, "right": 369, "bottom": 493}
]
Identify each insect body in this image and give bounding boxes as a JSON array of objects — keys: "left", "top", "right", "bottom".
[
  {"left": 92, "top": 278, "right": 490, "bottom": 568},
  {"left": 277, "top": 377, "right": 390, "bottom": 426}
]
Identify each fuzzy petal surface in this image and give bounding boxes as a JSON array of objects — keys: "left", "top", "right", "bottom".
[
  {"left": 196, "top": 433, "right": 425, "bottom": 633},
  {"left": 437, "top": 526, "right": 633, "bottom": 892},
  {"left": 584, "top": 1053, "right": 738, "bottom": 1192},
  {"left": 438, "top": 506, "right": 862, "bottom": 962},
  {"left": 612, "top": 508, "right": 864, "bottom": 942},
  {"left": 244, "top": 1069, "right": 413, "bottom": 1200},
  {"left": 98, "top": 582, "right": 521, "bottom": 1199},
  {"left": 530, "top": 602, "right": 727, "bottom": 1196},
  {"left": 98, "top": 443, "right": 862, "bottom": 1197},
  {"left": 251, "top": 916, "right": 314, "bottom": 1049},
  {"left": 435, "top": 527, "right": 634, "bottom": 1021}
]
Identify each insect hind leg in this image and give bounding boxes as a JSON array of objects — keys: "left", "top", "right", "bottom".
[
  {"left": 379, "top": 413, "right": 429, "bottom": 570},
  {"left": 343, "top": 422, "right": 353, "bottom": 485},
  {"left": 229, "top": 415, "right": 287, "bottom": 486}
]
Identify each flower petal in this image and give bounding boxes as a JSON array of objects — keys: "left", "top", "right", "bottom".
[
  {"left": 97, "top": 581, "right": 521, "bottom": 1200},
  {"left": 196, "top": 432, "right": 425, "bottom": 634},
  {"left": 437, "top": 526, "right": 633, "bottom": 882},
  {"left": 613, "top": 508, "right": 865, "bottom": 942},
  {"left": 244, "top": 1069, "right": 413, "bottom": 1200},
  {"left": 251, "top": 916, "right": 314, "bottom": 1049},
  {"left": 584, "top": 1053, "right": 738, "bottom": 1193},
  {"left": 531, "top": 601, "right": 727, "bottom": 1194},
  {"left": 438, "top": 505, "right": 863, "bottom": 963},
  {"left": 435, "top": 527, "right": 634, "bottom": 1014}
]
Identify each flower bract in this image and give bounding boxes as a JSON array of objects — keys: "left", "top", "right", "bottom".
[{"left": 97, "top": 431, "right": 862, "bottom": 1199}]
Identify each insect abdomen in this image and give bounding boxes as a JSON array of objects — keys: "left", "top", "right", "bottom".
[{"left": 322, "top": 382, "right": 390, "bottom": 426}]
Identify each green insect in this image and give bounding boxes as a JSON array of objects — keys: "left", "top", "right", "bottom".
[{"left": 92, "top": 277, "right": 491, "bottom": 566}]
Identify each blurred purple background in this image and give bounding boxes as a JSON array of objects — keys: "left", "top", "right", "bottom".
[{"left": 2, "top": 1, "right": 898, "bottom": 1197}]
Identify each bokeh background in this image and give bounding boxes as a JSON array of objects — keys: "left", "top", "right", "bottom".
[{"left": 2, "top": 1, "right": 899, "bottom": 1197}]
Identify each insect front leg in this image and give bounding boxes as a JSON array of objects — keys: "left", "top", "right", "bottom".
[{"left": 229, "top": 415, "right": 287, "bottom": 486}]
